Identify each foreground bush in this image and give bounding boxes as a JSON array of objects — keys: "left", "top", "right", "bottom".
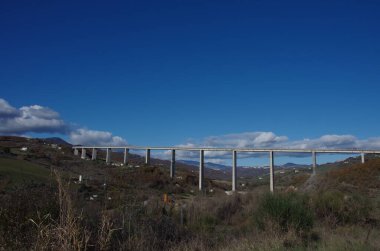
[
  {"left": 313, "top": 190, "right": 371, "bottom": 225},
  {"left": 255, "top": 192, "right": 314, "bottom": 234}
]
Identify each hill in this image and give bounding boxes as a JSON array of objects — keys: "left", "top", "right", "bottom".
[
  {"left": 0, "top": 136, "right": 379, "bottom": 250},
  {"left": 0, "top": 158, "right": 52, "bottom": 189},
  {"left": 42, "top": 137, "right": 72, "bottom": 146}
]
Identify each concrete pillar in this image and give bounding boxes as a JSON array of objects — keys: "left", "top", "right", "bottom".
[
  {"left": 269, "top": 151, "right": 274, "bottom": 193},
  {"left": 232, "top": 150, "right": 237, "bottom": 191},
  {"left": 312, "top": 151, "right": 317, "bottom": 175},
  {"left": 199, "top": 150, "right": 204, "bottom": 191},
  {"left": 92, "top": 148, "right": 97, "bottom": 160},
  {"left": 74, "top": 148, "right": 79, "bottom": 156},
  {"left": 361, "top": 152, "right": 365, "bottom": 164},
  {"left": 145, "top": 149, "right": 150, "bottom": 165},
  {"left": 123, "top": 148, "right": 129, "bottom": 165},
  {"left": 170, "top": 149, "right": 175, "bottom": 178},
  {"left": 81, "top": 148, "right": 86, "bottom": 159},
  {"left": 106, "top": 148, "right": 111, "bottom": 164}
]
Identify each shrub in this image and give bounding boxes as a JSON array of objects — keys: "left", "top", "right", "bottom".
[
  {"left": 195, "top": 215, "right": 218, "bottom": 232},
  {"left": 313, "top": 190, "right": 371, "bottom": 225},
  {"left": 254, "top": 192, "right": 314, "bottom": 234},
  {"left": 216, "top": 195, "right": 242, "bottom": 224},
  {"left": 3, "top": 147, "right": 11, "bottom": 154}
]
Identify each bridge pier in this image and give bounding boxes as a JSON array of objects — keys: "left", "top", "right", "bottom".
[
  {"left": 269, "top": 151, "right": 274, "bottom": 193},
  {"left": 199, "top": 150, "right": 204, "bottom": 191},
  {"left": 92, "top": 148, "right": 97, "bottom": 160},
  {"left": 124, "top": 148, "right": 129, "bottom": 165},
  {"left": 81, "top": 148, "right": 86, "bottom": 159},
  {"left": 361, "top": 152, "right": 365, "bottom": 164},
  {"left": 312, "top": 151, "right": 317, "bottom": 175},
  {"left": 170, "top": 150, "right": 176, "bottom": 178},
  {"left": 232, "top": 150, "right": 237, "bottom": 191},
  {"left": 106, "top": 148, "right": 111, "bottom": 164},
  {"left": 145, "top": 149, "right": 151, "bottom": 165},
  {"left": 74, "top": 148, "right": 79, "bottom": 156}
]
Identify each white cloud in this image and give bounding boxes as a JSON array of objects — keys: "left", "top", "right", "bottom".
[
  {"left": 0, "top": 99, "right": 67, "bottom": 134},
  {"left": 0, "top": 98, "right": 21, "bottom": 118},
  {"left": 169, "top": 132, "right": 380, "bottom": 162},
  {"left": 359, "top": 137, "right": 380, "bottom": 148},
  {"left": 69, "top": 128, "right": 127, "bottom": 146},
  {"left": 204, "top": 132, "right": 288, "bottom": 148},
  {"left": 286, "top": 135, "right": 359, "bottom": 149},
  {"left": 2, "top": 98, "right": 380, "bottom": 161},
  {"left": 0, "top": 98, "right": 128, "bottom": 146}
]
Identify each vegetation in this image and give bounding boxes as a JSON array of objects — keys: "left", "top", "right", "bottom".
[
  {"left": 0, "top": 137, "right": 380, "bottom": 250},
  {"left": 313, "top": 190, "right": 372, "bottom": 226},
  {"left": 0, "top": 158, "right": 52, "bottom": 188},
  {"left": 255, "top": 192, "right": 314, "bottom": 234}
]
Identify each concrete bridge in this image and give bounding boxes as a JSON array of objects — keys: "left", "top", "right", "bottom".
[{"left": 72, "top": 146, "right": 380, "bottom": 192}]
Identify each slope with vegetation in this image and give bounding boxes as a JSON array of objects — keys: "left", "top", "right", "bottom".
[{"left": 0, "top": 136, "right": 379, "bottom": 250}]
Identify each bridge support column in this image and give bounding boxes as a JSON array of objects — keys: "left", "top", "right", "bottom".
[
  {"left": 81, "top": 148, "right": 86, "bottom": 159},
  {"left": 199, "top": 150, "right": 204, "bottom": 191},
  {"left": 269, "top": 151, "right": 274, "bottom": 193},
  {"left": 312, "top": 151, "right": 317, "bottom": 175},
  {"left": 145, "top": 149, "right": 150, "bottom": 165},
  {"left": 74, "top": 148, "right": 79, "bottom": 156},
  {"left": 106, "top": 148, "right": 111, "bottom": 164},
  {"left": 232, "top": 150, "right": 237, "bottom": 191},
  {"left": 92, "top": 148, "right": 97, "bottom": 160},
  {"left": 123, "top": 148, "right": 129, "bottom": 165},
  {"left": 361, "top": 152, "right": 365, "bottom": 164},
  {"left": 170, "top": 149, "right": 175, "bottom": 178}
]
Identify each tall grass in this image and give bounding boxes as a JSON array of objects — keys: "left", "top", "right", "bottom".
[
  {"left": 254, "top": 192, "right": 314, "bottom": 234},
  {"left": 313, "top": 190, "right": 372, "bottom": 226},
  {"left": 2, "top": 160, "right": 379, "bottom": 251},
  {"left": 31, "top": 170, "right": 90, "bottom": 250}
]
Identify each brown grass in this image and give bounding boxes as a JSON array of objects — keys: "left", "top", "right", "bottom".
[
  {"left": 2, "top": 158, "right": 379, "bottom": 251},
  {"left": 31, "top": 170, "right": 90, "bottom": 250},
  {"left": 323, "top": 159, "right": 380, "bottom": 191}
]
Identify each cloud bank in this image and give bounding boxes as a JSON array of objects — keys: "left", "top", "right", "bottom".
[
  {"left": 70, "top": 128, "right": 127, "bottom": 146},
  {"left": 1, "top": 98, "right": 380, "bottom": 161},
  {"left": 0, "top": 99, "right": 67, "bottom": 134},
  {"left": 0, "top": 98, "right": 127, "bottom": 146},
  {"left": 164, "top": 132, "right": 380, "bottom": 161}
]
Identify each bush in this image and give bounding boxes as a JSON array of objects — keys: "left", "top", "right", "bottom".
[
  {"left": 254, "top": 192, "right": 314, "bottom": 234},
  {"left": 3, "top": 147, "right": 11, "bottom": 154},
  {"left": 216, "top": 195, "right": 242, "bottom": 224},
  {"left": 313, "top": 190, "right": 371, "bottom": 225},
  {"left": 194, "top": 215, "right": 218, "bottom": 232}
]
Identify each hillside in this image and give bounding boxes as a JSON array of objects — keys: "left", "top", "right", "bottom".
[{"left": 0, "top": 136, "right": 379, "bottom": 250}]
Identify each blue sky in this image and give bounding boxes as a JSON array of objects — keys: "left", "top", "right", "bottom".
[{"left": 1, "top": 0, "right": 380, "bottom": 165}]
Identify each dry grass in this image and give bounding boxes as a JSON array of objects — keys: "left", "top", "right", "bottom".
[
  {"left": 315, "top": 224, "right": 380, "bottom": 251},
  {"left": 2, "top": 158, "right": 379, "bottom": 251},
  {"left": 30, "top": 170, "right": 90, "bottom": 250},
  {"left": 320, "top": 159, "right": 380, "bottom": 192}
]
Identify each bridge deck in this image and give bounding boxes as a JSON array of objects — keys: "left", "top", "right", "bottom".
[{"left": 72, "top": 146, "right": 380, "bottom": 154}]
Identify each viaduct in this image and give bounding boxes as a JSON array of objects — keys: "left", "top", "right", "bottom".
[{"left": 72, "top": 146, "right": 380, "bottom": 192}]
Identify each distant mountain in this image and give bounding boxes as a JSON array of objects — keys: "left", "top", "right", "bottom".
[
  {"left": 282, "top": 162, "right": 310, "bottom": 168},
  {"left": 178, "top": 160, "right": 230, "bottom": 170},
  {"left": 42, "top": 137, "right": 72, "bottom": 146},
  {"left": 179, "top": 160, "right": 310, "bottom": 170}
]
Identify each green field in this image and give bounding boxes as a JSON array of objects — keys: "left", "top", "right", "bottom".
[{"left": 0, "top": 157, "right": 51, "bottom": 188}]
